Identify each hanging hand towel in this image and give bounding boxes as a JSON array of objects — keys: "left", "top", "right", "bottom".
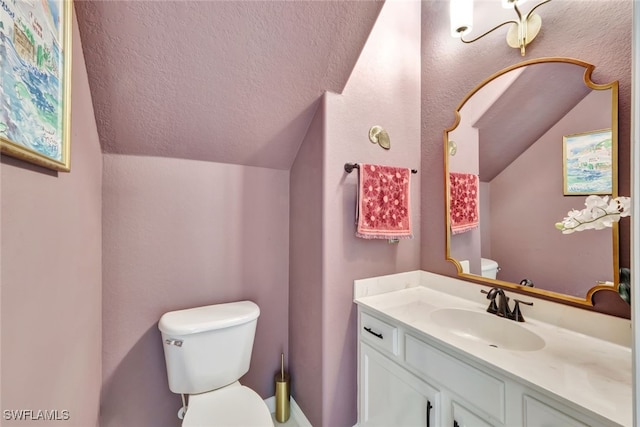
[
  {"left": 449, "top": 172, "right": 479, "bottom": 235},
  {"left": 356, "top": 163, "right": 412, "bottom": 239}
]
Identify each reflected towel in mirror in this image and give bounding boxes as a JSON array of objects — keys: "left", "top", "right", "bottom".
[{"left": 449, "top": 172, "right": 479, "bottom": 235}]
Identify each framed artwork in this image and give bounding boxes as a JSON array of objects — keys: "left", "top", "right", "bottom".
[
  {"left": 0, "top": 0, "right": 72, "bottom": 172},
  {"left": 563, "top": 128, "right": 612, "bottom": 195}
]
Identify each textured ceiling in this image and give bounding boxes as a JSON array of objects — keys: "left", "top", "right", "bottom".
[{"left": 75, "top": 1, "right": 383, "bottom": 170}]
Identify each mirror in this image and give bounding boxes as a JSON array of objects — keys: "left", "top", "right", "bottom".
[{"left": 445, "top": 58, "right": 619, "bottom": 306}]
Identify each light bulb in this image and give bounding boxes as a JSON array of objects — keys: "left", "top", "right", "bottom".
[
  {"left": 450, "top": 0, "right": 474, "bottom": 37},
  {"left": 502, "top": 0, "right": 528, "bottom": 9}
]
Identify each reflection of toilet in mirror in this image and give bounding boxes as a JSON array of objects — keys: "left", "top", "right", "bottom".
[
  {"left": 481, "top": 258, "right": 500, "bottom": 279},
  {"left": 459, "top": 258, "right": 499, "bottom": 279},
  {"left": 459, "top": 259, "right": 470, "bottom": 274}
]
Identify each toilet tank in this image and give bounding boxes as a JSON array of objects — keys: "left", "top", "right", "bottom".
[
  {"left": 481, "top": 258, "right": 499, "bottom": 279},
  {"left": 158, "top": 301, "right": 260, "bottom": 395}
]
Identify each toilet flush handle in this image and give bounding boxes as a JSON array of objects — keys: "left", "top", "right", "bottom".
[{"left": 165, "top": 339, "right": 183, "bottom": 347}]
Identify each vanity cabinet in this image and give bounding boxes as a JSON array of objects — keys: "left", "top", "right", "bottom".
[
  {"left": 360, "top": 343, "right": 439, "bottom": 426},
  {"left": 404, "top": 333, "right": 505, "bottom": 426},
  {"left": 359, "top": 311, "right": 439, "bottom": 426},
  {"left": 357, "top": 307, "right": 617, "bottom": 427}
]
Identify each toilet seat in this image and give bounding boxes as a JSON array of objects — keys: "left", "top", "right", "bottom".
[{"left": 182, "top": 384, "right": 273, "bottom": 427}]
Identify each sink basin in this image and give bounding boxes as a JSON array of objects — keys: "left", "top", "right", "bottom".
[{"left": 429, "top": 308, "right": 546, "bottom": 351}]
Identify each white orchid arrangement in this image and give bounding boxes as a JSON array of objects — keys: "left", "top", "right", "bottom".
[
  {"left": 555, "top": 195, "right": 631, "bottom": 234},
  {"left": 555, "top": 195, "right": 632, "bottom": 304}
]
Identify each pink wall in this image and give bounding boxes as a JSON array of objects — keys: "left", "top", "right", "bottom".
[
  {"left": 101, "top": 155, "right": 289, "bottom": 427},
  {"left": 421, "top": 0, "right": 632, "bottom": 314},
  {"left": 289, "top": 98, "right": 325, "bottom": 425},
  {"left": 288, "top": 2, "right": 422, "bottom": 426},
  {"left": 1, "top": 12, "right": 103, "bottom": 427},
  {"left": 491, "top": 90, "right": 612, "bottom": 296}
]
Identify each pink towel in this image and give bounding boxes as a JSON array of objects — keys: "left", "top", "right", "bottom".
[
  {"left": 356, "top": 164, "right": 412, "bottom": 239},
  {"left": 449, "top": 172, "right": 479, "bottom": 235}
]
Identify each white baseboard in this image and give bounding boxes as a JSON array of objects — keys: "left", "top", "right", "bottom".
[{"left": 264, "top": 395, "right": 312, "bottom": 426}]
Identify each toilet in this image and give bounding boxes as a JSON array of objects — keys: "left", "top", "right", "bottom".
[
  {"left": 158, "top": 301, "right": 273, "bottom": 427},
  {"left": 458, "top": 258, "right": 499, "bottom": 279},
  {"left": 481, "top": 258, "right": 500, "bottom": 279}
]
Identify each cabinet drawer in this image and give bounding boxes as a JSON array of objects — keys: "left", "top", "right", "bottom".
[
  {"left": 360, "top": 312, "right": 398, "bottom": 356},
  {"left": 405, "top": 334, "right": 505, "bottom": 423}
]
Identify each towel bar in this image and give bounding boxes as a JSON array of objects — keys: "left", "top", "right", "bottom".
[{"left": 344, "top": 163, "right": 417, "bottom": 174}]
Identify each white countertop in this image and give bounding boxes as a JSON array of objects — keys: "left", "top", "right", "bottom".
[{"left": 355, "top": 284, "right": 632, "bottom": 426}]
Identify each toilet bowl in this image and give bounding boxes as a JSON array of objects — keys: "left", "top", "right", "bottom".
[
  {"left": 182, "top": 382, "right": 272, "bottom": 427},
  {"left": 158, "top": 301, "right": 273, "bottom": 426}
]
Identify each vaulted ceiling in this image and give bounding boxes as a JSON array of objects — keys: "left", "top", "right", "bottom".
[
  {"left": 75, "top": 1, "right": 383, "bottom": 170},
  {"left": 474, "top": 62, "right": 591, "bottom": 181}
]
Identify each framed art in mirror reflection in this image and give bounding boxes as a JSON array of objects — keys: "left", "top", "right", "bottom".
[{"left": 563, "top": 128, "right": 613, "bottom": 196}]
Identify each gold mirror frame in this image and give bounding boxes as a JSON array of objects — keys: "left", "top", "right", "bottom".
[{"left": 444, "top": 57, "right": 619, "bottom": 307}]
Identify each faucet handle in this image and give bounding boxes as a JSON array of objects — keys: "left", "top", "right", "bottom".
[
  {"left": 481, "top": 288, "right": 501, "bottom": 297},
  {"left": 509, "top": 299, "right": 533, "bottom": 322},
  {"left": 481, "top": 289, "right": 499, "bottom": 314}
]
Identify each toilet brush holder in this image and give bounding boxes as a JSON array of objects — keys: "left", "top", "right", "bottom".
[{"left": 275, "top": 353, "right": 290, "bottom": 423}]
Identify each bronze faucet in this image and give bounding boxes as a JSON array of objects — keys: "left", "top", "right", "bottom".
[{"left": 482, "top": 287, "right": 533, "bottom": 322}]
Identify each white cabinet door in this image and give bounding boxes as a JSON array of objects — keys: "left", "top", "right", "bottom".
[
  {"left": 405, "top": 334, "right": 505, "bottom": 424},
  {"left": 522, "top": 395, "right": 589, "bottom": 427},
  {"left": 360, "top": 343, "right": 440, "bottom": 427}
]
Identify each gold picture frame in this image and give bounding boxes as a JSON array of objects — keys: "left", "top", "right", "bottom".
[{"left": 0, "top": 0, "right": 72, "bottom": 172}]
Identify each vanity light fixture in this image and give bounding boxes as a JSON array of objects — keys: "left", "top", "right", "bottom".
[
  {"left": 369, "top": 125, "right": 391, "bottom": 150},
  {"left": 450, "top": 0, "right": 551, "bottom": 56}
]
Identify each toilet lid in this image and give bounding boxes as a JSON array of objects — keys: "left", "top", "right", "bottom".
[{"left": 183, "top": 385, "right": 273, "bottom": 427}]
